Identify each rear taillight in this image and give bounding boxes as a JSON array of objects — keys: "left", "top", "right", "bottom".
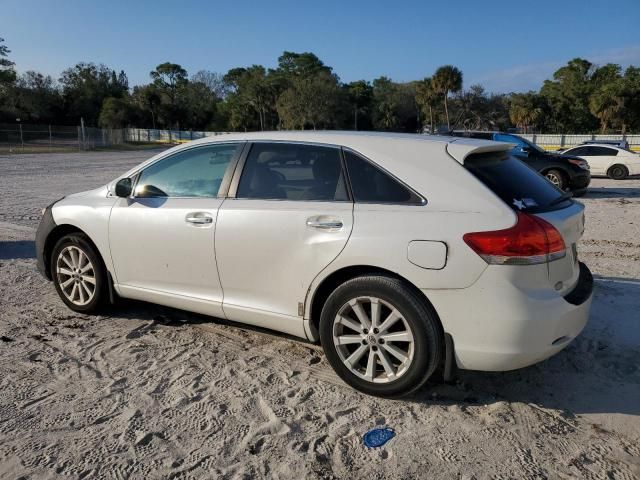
[{"left": 463, "top": 212, "right": 566, "bottom": 265}]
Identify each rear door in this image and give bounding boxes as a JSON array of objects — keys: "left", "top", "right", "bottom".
[
  {"left": 214, "top": 142, "right": 353, "bottom": 335},
  {"left": 585, "top": 146, "right": 618, "bottom": 175}
]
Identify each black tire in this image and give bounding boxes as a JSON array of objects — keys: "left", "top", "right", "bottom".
[
  {"left": 51, "top": 233, "right": 107, "bottom": 313},
  {"left": 545, "top": 169, "right": 566, "bottom": 190},
  {"left": 319, "top": 275, "right": 443, "bottom": 398},
  {"left": 607, "top": 164, "right": 628, "bottom": 180}
]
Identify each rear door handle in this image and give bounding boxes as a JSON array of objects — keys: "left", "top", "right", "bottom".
[
  {"left": 306, "top": 217, "right": 343, "bottom": 230},
  {"left": 185, "top": 213, "right": 213, "bottom": 225}
]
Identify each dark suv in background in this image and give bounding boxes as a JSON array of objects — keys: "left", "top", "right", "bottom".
[{"left": 447, "top": 131, "right": 591, "bottom": 196}]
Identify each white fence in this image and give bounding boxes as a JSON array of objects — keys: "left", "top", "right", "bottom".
[
  {"left": 125, "top": 128, "right": 229, "bottom": 144},
  {"left": 123, "top": 128, "right": 640, "bottom": 151},
  {"left": 520, "top": 134, "right": 640, "bottom": 150}
]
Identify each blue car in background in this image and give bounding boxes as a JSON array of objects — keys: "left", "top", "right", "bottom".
[{"left": 447, "top": 131, "right": 591, "bottom": 196}]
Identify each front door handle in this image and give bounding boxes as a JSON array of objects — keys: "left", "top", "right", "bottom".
[
  {"left": 306, "top": 217, "right": 343, "bottom": 230},
  {"left": 185, "top": 213, "right": 213, "bottom": 225}
]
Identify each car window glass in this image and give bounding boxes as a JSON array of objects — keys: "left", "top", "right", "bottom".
[
  {"left": 236, "top": 143, "right": 348, "bottom": 201},
  {"left": 591, "top": 146, "right": 617, "bottom": 156},
  {"left": 568, "top": 147, "right": 588, "bottom": 156},
  {"left": 466, "top": 151, "right": 569, "bottom": 213},
  {"left": 493, "top": 133, "right": 522, "bottom": 146},
  {"left": 344, "top": 150, "right": 423, "bottom": 204},
  {"left": 136, "top": 144, "right": 239, "bottom": 198}
]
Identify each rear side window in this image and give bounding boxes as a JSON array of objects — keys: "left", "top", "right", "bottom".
[
  {"left": 344, "top": 150, "right": 424, "bottom": 204},
  {"left": 236, "top": 143, "right": 349, "bottom": 201},
  {"left": 465, "top": 152, "right": 570, "bottom": 212},
  {"left": 589, "top": 146, "right": 617, "bottom": 156}
]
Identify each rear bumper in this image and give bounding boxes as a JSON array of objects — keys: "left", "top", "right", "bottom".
[
  {"left": 626, "top": 162, "right": 640, "bottom": 176},
  {"left": 426, "top": 262, "right": 594, "bottom": 372},
  {"left": 569, "top": 171, "right": 591, "bottom": 192}
]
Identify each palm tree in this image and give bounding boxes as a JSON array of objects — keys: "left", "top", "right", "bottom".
[
  {"left": 589, "top": 82, "right": 624, "bottom": 133},
  {"left": 509, "top": 92, "right": 543, "bottom": 133},
  {"left": 432, "top": 66, "right": 463, "bottom": 130},
  {"left": 415, "top": 77, "right": 438, "bottom": 133}
]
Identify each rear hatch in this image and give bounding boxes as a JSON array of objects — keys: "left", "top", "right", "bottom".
[
  {"left": 534, "top": 203, "right": 584, "bottom": 294},
  {"left": 462, "top": 149, "right": 585, "bottom": 295}
]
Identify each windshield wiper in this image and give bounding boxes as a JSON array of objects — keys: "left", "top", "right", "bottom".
[{"left": 548, "top": 191, "right": 573, "bottom": 207}]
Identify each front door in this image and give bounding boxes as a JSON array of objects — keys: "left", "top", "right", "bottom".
[
  {"left": 109, "top": 143, "right": 243, "bottom": 316},
  {"left": 215, "top": 142, "right": 353, "bottom": 336}
]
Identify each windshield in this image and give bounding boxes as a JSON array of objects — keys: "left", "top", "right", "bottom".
[
  {"left": 519, "top": 137, "right": 546, "bottom": 154},
  {"left": 465, "top": 151, "right": 572, "bottom": 213}
]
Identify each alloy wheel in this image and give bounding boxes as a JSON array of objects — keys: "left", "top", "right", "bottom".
[
  {"left": 56, "top": 246, "right": 96, "bottom": 306},
  {"left": 332, "top": 296, "right": 415, "bottom": 383},
  {"left": 546, "top": 172, "right": 560, "bottom": 187}
]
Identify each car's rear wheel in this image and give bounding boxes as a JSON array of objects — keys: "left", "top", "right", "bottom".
[
  {"left": 51, "top": 233, "right": 107, "bottom": 313},
  {"left": 607, "top": 164, "right": 628, "bottom": 180},
  {"left": 545, "top": 169, "right": 566, "bottom": 190},
  {"left": 319, "top": 275, "right": 442, "bottom": 397}
]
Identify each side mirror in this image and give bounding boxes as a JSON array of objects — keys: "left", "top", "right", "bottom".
[
  {"left": 516, "top": 146, "right": 530, "bottom": 156},
  {"left": 115, "top": 178, "right": 133, "bottom": 197}
]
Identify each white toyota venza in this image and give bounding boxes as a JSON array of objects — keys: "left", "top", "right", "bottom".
[{"left": 36, "top": 132, "right": 594, "bottom": 397}]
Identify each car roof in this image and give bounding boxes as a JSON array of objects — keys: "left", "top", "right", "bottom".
[
  {"left": 116, "top": 130, "right": 515, "bottom": 215},
  {"left": 570, "top": 143, "right": 623, "bottom": 150},
  {"left": 185, "top": 130, "right": 513, "bottom": 165}
]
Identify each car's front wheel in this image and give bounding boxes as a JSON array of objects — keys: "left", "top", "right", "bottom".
[
  {"left": 545, "top": 169, "right": 566, "bottom": 190},
  {"left": 319, "top": 275, "right": 442, "bottom": 397},
  {"left": 51, "top": 233, "right": 107, "bottom": 313}
]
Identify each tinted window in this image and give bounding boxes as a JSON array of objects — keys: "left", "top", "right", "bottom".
[
  {"left": 567, "top": 146, "right": 589, "bottom": 156},
  {"left": 344, "top": 150, "right": 423, "bottom": 204},
  {"left": 493, "top": 133, "right": 524, "bottom": 146},
  {"left": 589, "top": 146, "right": 617, "bottom": 156},
  {"left": 466, "top": 152, "right": 569, "bottom": 212},
  {"left": 236, "top": 143, "right": 348, "bottom": 201},
  {"left": 136, "top": 144, "right": 239, "bottom": 198}
]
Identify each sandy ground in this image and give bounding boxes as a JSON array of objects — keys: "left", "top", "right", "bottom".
[{"left": 0, "top": 150, "right": 639, "bottom": 479}]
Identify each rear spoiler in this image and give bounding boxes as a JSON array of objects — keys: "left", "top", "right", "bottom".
[{"left": 446, "top": 138, "right": 516, "bottom": 164}]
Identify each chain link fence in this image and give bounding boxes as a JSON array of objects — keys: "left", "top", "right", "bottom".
[{"left": 0, "top": 124, "right": 126, "bottom": 153}]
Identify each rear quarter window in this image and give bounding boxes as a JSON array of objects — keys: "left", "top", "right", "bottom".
[
  {"left": 465, "top": 151, "right": 571, "bottom": 213},
  {"left": 344, "top": 150, "right": 424, "bottom": 205}
]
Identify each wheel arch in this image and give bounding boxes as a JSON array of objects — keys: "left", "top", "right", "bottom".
[
  {"left": 540, "top": 166, "right": 569, "bottom": 178},
  {"left": 305, "top": 264, "right": 444, "bottom": 345},
  {"left": 43, "top": 224, "right": 104, "bottom": 279},
  {"left": 607, "top": 163, "right": 629, "bottom": 179}
]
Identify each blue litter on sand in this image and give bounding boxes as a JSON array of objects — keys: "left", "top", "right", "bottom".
[{"left": 363, "top": 427, "right": 395, "bottom": 448}]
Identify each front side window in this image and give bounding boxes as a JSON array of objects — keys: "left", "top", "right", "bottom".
[
  {"left": 135, "top": 144, "right": 240, "bottom": 198},
  {"left": 344, "top": 150, "right": 423, "bottom": 204},
  {"left": 566, "top": 146, "right": 589, "bottom": 156},
  {"left": 236, "top": 143, "right": 348, "bottom": 201}
]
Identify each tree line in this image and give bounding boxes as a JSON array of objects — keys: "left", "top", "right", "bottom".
[{"left": 0, "top": 37, "right": 639, "bottom": 134}]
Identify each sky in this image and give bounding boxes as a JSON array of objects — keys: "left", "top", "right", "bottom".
[{"left": 1, "top": 0, "right": 639, "bottom": 93}]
